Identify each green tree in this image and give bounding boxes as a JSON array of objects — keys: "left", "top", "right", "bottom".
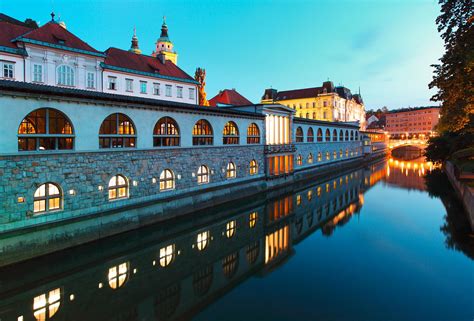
[
  {"left": 24, "top": 18, "right": 38, "bottom": 29},
  {"left": 429, "top": 0, "right": 474, "bottom": 134}
]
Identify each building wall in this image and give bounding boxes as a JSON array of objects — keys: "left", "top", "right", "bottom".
[{"left": 385, "top": 107, "right": 440, "bottom": 137}]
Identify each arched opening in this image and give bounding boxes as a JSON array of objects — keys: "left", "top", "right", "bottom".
[
  {"left": 108, "top": 174, "right": 129, "bottom": 200},
  {"left": 33, "top": 182, "right": 62, "bottom": 213},
  {"left": 99, "top": 113, "right": 136, "bottom": 148},
  {"left": 295, "top": 127, "right": 304, "bottom": 142},
  {"left": 193, "top": 119, "right": 213, "bottom": 145},
  {"left": 325, "top": 128, "right": 331, "bottom": 142},
  {"left": 307, "top": 127, "right": 314, "bottom": 142},
  {"left": 223, "top": 121, "right": 239, "bottom": 145},
  {"left": 197, "top": 165, "right": 209, "bottom": 184},
  {"left": 247, "top": 123, "right": 260, "bottom": 144},
  {"left": 317, "top": 128, "right": 323, "bottom": 142},
  {"left": 159, "top": 169, "right": 175, "bottom": 191},
  {"left": 153, "top": 117, "right": 180, "bottom": 147}
]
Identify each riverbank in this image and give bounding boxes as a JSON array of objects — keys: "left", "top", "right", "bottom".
[{"left": 445, "top": 161, "right": 474, "bottom": 230}]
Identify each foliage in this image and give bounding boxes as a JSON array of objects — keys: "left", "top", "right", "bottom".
[
  {"left": 24, "top": 18, "right": 38, "bottom": 29},
  {"left": 429, "top": 0, "right": 474, "bottom": 134},
  {"left": 425, "top": 132, "right": 474, "bottom": 163}
]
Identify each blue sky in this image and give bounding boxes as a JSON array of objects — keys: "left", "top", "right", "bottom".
[{"left": 1, "top": 0, "right": 444, "bottom": 110}]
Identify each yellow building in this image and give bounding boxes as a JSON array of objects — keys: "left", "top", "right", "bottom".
[{"left": 261, "top": 81, "right": 366, "bottom": 129}]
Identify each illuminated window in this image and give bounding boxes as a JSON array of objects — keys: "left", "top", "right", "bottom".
[
  {"left": 307, "top": 190, "right": 313, "bottom": 200},
  {"left": 222, "top": 252, "right": 239, "bottom": 279},
  {"left": 223, "top": 121, "right": 239, "bottom": 144},
  {"left": 197, "top": 165, "right": 209, "bottom": 184},
  {"left": 333, "top": 151, "right": 337, "bottom": 159},
  {"left": 247, "top": 123, "right": 261, "bottom": 144},
  {"left": 317, "top": 186, "right": 322, "bottom": 196},
  {"left": 33, "top": 288, "right": 61, "bottom": 321},
  {"left": 249, "top": 159, "right": 258, "bottom": 175},
  {"left": 153, "top": 117, "right": 180, "bottom": 147},
  {"left": 317, "top": 128, "right": 323, "bottom": 142},
  {"left": 326, "top": 183, "right": 330, "bottom": 192},
  {"left": 296, "top": 194, "right": 302, "bottom": 205},
  {"left": 333, "top": 129, "right": 338, "bottom": 141},
  {"left": 326, "top": 151, "right": 330, "bottom": 160},
  {"left": 249, "top": 211, "right": 258, "bottom": 228},
  {"left": 196, "top": 231, "right": 210, "bottom": 251},
  {"left": 193, "top": 266, "right": 213, "bottom": 296},
  {"left": 226, "top": 162, "right": 236, "bottom": 179},
  {"left": 33, "top": 183, "right": 62, "bottom": 214},
  {"left": 325, "top": 128, "right": 331, "bottom": 142},
  {"left": 159, "top": 169, "right": 175, "bottom": 191},
  {"left": 296, "top": 154, "right": 303, "bottom": 166},
  {"left": 346, "top": 148, "right": 349, "bottom": 157},
  {"left": 57, "top": 65, "right": 74, "bottom": 86},
  {"left": 99, "top": 113, "right": 136, "bottom": 148},
  {"left": 159, "top": 244, "right": 175, "bottom": 267},
  {"left": 193, "top": 119, "right": 213, "bottom": 145},
  {"left": 108, "top": 262, "right": 128, "bottom": 289},
  {"left": 307, "top": 127, "right": 314, "bottom": 142},
  {"left": 246, "top": 241, "right": 260, "bottom": 264},
  {"left": 340, "top": 149, "right": 343, "bottom": 158},
  {"left": 108, "top": 174, "right": 128, "bottom": 200},
  {"left": 18, "top": 108, "right": 74, "bottom": 151},
  {"left": 225, "top": 220, "right": 236, "bottom": 238},
  {"left": 308, "top": 153, "right": 313, "bottom": 164},
  {"left": 318, "top": 152, "right": 322, "bottom": 162},
  {"left": 295, "top": 127, "right": 304, "bottom": 142}
]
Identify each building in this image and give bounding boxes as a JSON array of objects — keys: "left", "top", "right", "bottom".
[
  {"left": 261, "top": 81, "right": 366, "bottom": 129},
  {"left": 208, "top": 89, "right": 252, "bottom": 107},
  {"left": 385, "top": 106, "right": 440, "bottom": 139}
]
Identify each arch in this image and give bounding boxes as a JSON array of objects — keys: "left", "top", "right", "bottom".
[
  {"left": 33, "top": 182, "right": 62, "bottom": 213},
  {"left": 350, "top": 130, "right": 354, "bottom": 141},
  {"left": 226, "top": 162, "right": 236, "bottom": 179},
  {"left": 99, "top": 113, "right": 136, "bottom": 148},
  {"left": 223, "top": 121, "right": 239, "bottom": 145},
  {"left": 225, "top": 220, "right": 236, "bottom": 238},
  {"left": 308, "top": 153, "right": 313, "bottom": 164},
  {"left": 108, "top": 174, "right": 129, "bottom": 200},
  {"left": 33, "top": 288, "right": 61, "bottom": 320},
  {"left": 160, "top": 169, "right": 175, "bottom": 191},
  {"left": 108, "top": 262, "right": 129, "bottom": 289},
  {"left": 325, "top": 128, "right": 331, "bottom": 142},
  {"left": 307, "top": 127, "right": 314, "bottom": 142},
  {"left": 249, "top": 159, "right": 258, "bottom": 175},
  {"left": 57, "top": 65, "right": 74, "bottom": 86},
  {"left": 326, "top": 151, "right": 330, "bottom": 160},
  {"left": 153, "top": 117, "right": 180, "bottom": 147},
  {"left": 196, "top": 230, "right": 210, "bottom": 251},
  {"left": 247, "top": 123, "right": 260, "bottom": 144},
  {"left": 333, "top": 129, "right": 338, "bottom": 142},
  {"left": 18, "top": 108, "right": 74, "bottom": 151},
  {"left": 339, "top": 129, "right": 344, "bottom": 142},
  {"left": 355, "top": 131, "right": 359, "bottom": 140},
  {"left": 333, "top": 150, "right": 337, "bottom": 159},
  {"left": 340, "top": 149, "right": 343, "bottom": 158},
  {"left": 345, "top": 130, "right": 349, "bottom": 141},
  {"left": 296, "top": 154, "right": 303, "bottom": 166},
  {"left": 295, "top": 126, "right": 304, "bottom": 142},
  {"left": 159, "top": 244, "right": 176, "bottom": 267},
  {"left": 317, "top": 152, "right": 322, "bottom": 162},
  {"left": 193, "top": 119, "right": 213, "bottom": 145},
  {"left": 197, "top": 165, "right": 209, "bottom": 184},
  {"left": 317, "top": 128, "right": 323, "bottom": 142}
]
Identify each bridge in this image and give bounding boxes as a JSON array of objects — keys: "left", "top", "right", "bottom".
[
  {"left": 389, "top": 139, "right": 427, "bottom": 160},
  {"left": 388, "top": 139, "right": 428, "bottom": 149}
]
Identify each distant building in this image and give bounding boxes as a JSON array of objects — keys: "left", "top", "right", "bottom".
[
  {"left": 366, "top": 115, "right": 379, "bottom": 126},
  {"left": 385, "top": 106, "right": 440, "bottom": 138},
  {"left": 209, "top": 89, "right": 252, "bottom": 107},
  {"left": 261, "top": 81, "right": 366, "bottom": 129}
]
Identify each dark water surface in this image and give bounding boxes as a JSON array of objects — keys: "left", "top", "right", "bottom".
[{"left": 1, "top": 158, "right": 473, "bottom": 321}]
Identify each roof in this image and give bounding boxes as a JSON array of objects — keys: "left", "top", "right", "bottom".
[
  {"left": 209, "top": 89, "right": 253, "bottom": 107},
  {"left": 275, "top": 87, "right": 324, "bottom": 101},
  {"left": 293, "top": 117, "right": 360, "bottom": 129},
  {"left": 0, "top": 21, "right": 32, "bottom": 51},
  {"left": 0, "top": 13, "right": 31, "bottom": 27},
  {"left": 387, "top": 106, "right": 441, "bottom": 114},
  {"left": 103, "top": 47, "right": 196, "bottom": 84}
]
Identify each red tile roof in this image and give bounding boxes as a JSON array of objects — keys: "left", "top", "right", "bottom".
[
  {"left": 103, "top": 47, "right": 195, "bottom": 82},
  {"left": 209, "top": 89, "right": 253, "bottom": 107},
  {"left": 0, "top": 21, "right": 31, "bottom": 49}
]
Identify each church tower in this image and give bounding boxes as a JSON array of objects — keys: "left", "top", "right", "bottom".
[
  {"left": 151, "top": 17, "right": 178, "bottom": 65},
  {"left": 129, "top": 27, "right": 141, "bottom": 54}
]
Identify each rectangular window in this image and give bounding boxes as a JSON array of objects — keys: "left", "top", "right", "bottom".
[
  {"left": 177, "top": 86, "right": 183, "bottom": 98},
  {"left": 2, "top": 62, "right": 14, "bottom": 79},
  {"left": 140, "top": 81, "right": 147, "bottom": 94},
  {"left": 126, "top": 78, "right": 133, "bottom": 92},
  {"left": 87, "top": 72, "right": 95, "bottom": 88},
  {"left": 166, "top": 84, "right": 172, "bottom": 97},
  {"left": 32, "top": 64, "right": 43, "bottom": 82},
  {"left": 108, "top": 76, "right": 117, "bottom": 90},
  {"left": 189, "top": 88, "right": 195, "bottom": 100},
  {"left": 153, "top": 83, "right": 160, "bottom": 95}
]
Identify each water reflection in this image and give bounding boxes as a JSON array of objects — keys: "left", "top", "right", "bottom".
[{"left": 0, "top": 158, "right": 471, "bottom": 321}]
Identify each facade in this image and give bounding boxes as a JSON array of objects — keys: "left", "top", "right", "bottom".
[
  {"left": 208, "top": 89, "right": 252, "bottom": 107},
  {"left": 385, "top": 106, "right": 440, "bottom": 138},
  {"left": 261, "top": 81, "right": 366, "bottom": 129}
]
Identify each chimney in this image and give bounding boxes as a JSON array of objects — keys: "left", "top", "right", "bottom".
[{"left": 157, "top": 53, "right": 166, "bottom": 64}]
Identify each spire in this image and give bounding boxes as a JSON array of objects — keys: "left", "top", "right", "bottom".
[
  {"left": 160, "top": 16, "right": 169, "bottom": 40},
  {"left": 129, "top": 27, "right": 141, "bottom": 54}
]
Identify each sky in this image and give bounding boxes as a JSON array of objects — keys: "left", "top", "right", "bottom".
[{"left": 0, "top": 0, "right": 445, "bottom": 110}]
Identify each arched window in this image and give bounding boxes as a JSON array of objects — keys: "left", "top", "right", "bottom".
[
  {"left": 333, "top": 151, "right": 337, "bottom": 159},
  {"left": 295, "top": 127, "right": 304, "bottom": 142},
  {"left": 325, "top": 128, "right": 331, "bottom": 142},
  {"left": 196, "top": 231, "right": 210, "bottom": 251},
  {"left": 159, "top": 244, "right": 175, "bottom": 267},
  {"left": 108, "top": 174, "right": 128, "bottom": 200},
  {"left": 57, "top": 65, "right": 74, "bottom": 86},
  {"left": 345, "top": 148, "right": 349, "bottom": 157},
  {"left": 355, "top": 131, "right": 359, "bottom": 140},
  {"left": 307, "top": 127, "right": 314, "bottom": 142},
  {"left": 246, "top": 241, "right": 260, "bottom": 265},
  {"left": 345, "top": 130, "right": 349, "bottom": 141},
  {"left": 153, "top": 117, "right": 180, "bottom": 147},
  {"left": 249, "top": 159, "right": 258, "bottom": 175},
  {"left": 225, "top": 220, "right": 236, "bottom": 238},
  {"left": 226, "top": 162, "right": 236, "bottom": 179},
  {"left": 340, "top": 149, "right": 343, "bottom": 158},
  {"left": 222, "top": 252, "right": 239, "bottom": 279},
  {"left": 193, "top": 266, "right": 213, "bottom": 296},
  {"left": 317, "top": 128, "right": 323, "bottom": 142},
  {"left": 317, "top": 152, "right": 322, "bottom": 162},
  {"left": 333, "top": 129, "right": 337, "bottom": 142},
  {"left": 33, "top": 288, "right": 61, "bottom": 321},
  {"left": 193, "top": 119, "right": 213, "bottom": 145},
  {"left": 350, "top": 131, "right": 354, "bottom": 141},
  {"left": 108, "top": 262, "right": 129, "bottom": 289},
  {"left": 339, "top": 129, "right": 344, "bottom": 142},
  {"left": 296, "top": 154, "right": 303, "bottom": 166},
  {"left": 308, "top": 153, "right": 313, "bottom": 164},
  {"left": 33, "top": 183, "right": 62, "bottom": 213},
  {"left": 223, "top": 121, "right": 239, "bottom": 144},
  {"left": 247, "top": 123, "right": 260, "bottom": 144},
  {"left": 326, "top": 151, "right": 330, "bottom": 160},
  {"left": 160, "top": 169, "right": 175, "bottom": 191},
  {"left": 249, "top": 211, "right": 258, "bottom": 228},
  {"left": 197, "top": 165, "right": 209, "bottom": 184},
  {"left": 99, "top": 113, "right": 136, "bottom": 148},
  {"left": 18, "top": 108, "right": 74, "bottom": 151}
]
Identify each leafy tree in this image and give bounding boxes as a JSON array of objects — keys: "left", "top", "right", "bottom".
[
  {"left": 429, "top": 0, "right": 474, "bottom": 134},
  {"left": 24, "top": 18, "right": 38, "bottom": 29}
]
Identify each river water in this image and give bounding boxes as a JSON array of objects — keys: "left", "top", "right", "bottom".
[{"left": 1, "top": 157, "right": 473, "bottom": 321}]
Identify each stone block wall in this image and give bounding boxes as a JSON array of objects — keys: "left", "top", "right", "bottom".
[{"left": 293, "top": 140, "right": 363, "bottom": 169}]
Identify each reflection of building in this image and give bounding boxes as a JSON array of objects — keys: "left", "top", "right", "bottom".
[
  {"left": 384, "top": 157, "right": 436, "bottom": 191},
  {"left": 385, "top": 106, "right": 440, "bottom": 139}
]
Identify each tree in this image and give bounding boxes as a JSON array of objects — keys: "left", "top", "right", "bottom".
[
  {"left": 24, "top": 18, "right": 38, "bottom": 29},
  {"left": 429, "top": 0, "right": 474, "bottom": 134}
]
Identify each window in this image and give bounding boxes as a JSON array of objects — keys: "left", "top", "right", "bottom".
[
  {"left": 318, "top": 152, "right": 322, "bottom": 162},
  {"left": 177, "top": 86, "right": 183, "bottom": 98},
  {"left": 326, "top": 151, "right": 330, "bottom": 160},
  {"left": 33, "top": 64, "right": 43, "bottom": 82},
  {"left": 323, "top": 111, "right": 327, "bottom": 119},
  {"left": 189, "top": 88, "right": 195, "bottom": 99},
  {"left": 166, "top": 84, "right": 172, "bottom": 97},
  {"left": 308, "top": 153, "right": 313, "bottom": 164},
  {"left": 340, "top": 130, "right": 344, "bottom": 142},
  {"left": 87, "top": 72, "right": 95, "bottom": 88},
  {"left": 225, "top": 220, "right": 236, "bottom": 238},
  {"left": 196, "top": 231, "right": 210, "bottom": 251},
  {"left": 99, "top": 113, "right": 136, "bottom": 148},
  {"left": 308, "top": 190, "right": 313, "bottom": 200},
  {"left": 193, "top": 119, "right": 213, "bottom": 145},
  {"left": 346, "top": 148, "right": 349, "bottom": 157},
  {"left": 107, "top": 76, "right": 117, "bottom": 90},
  {"left": 153, "top": 83, "right": 160, "bottom": 95},
  {"left": 249, "top": 211, "right": 258, "bottom": 228},
  {"left": 307, "top": 127, "right": 314, "bottom": 142},
  {"left": 33, "top": 183, "right": 62, "bottom": 213},
  {"left": 108, "top": 174, "right": 128, "bottom": 200},
  {"left": 18, "top": 108, "right": 74, "bottom": 151},
  {"left": 355, "top": 132, "right": 359, "bottom": 140},
  {"left": 222, "top": 252, "right": 239, "bottom": 279},
  {"left": 126, "top": 78, "right": 133, "bottom": 92},
  {"left": 323, "top": 101, "right": 327, "bottom": 107},
  {"left": 223, "top": 121, "right": 239, "bottom": 144},
  {"left": 297, "top": 154, "right": 303, "bottom": 166},
  {"left": 295, "top": 127, "right": 304, "bottom": 142},
  {"left": 247, "top": 123, "right": 260, "bottom": 144},
  {"left": 340, "top": 149, "right": 343, "bottom": 158},
  {"left": 296, "top": 194, "right": 302, "bottom": 205},
  {"left": 325, "top": 128, "right": 331, "bottom": 142},
  {"left": 193, "top": 266, "right": 213, "bottom": 296},
  {"left": 197, "top": 165, "right": 209, "bottom": 184},
  {"left": 57, "top": 65, "right": 74, "bottom": 86},
  {"left": 246, "top": 241, "right": 260, "bottom": 264},
  {"left": 153, "top": 117, "right": 180, "bottom": 147},
  {"left": 249, "top": 159, "right": 258, "bottom": 175},
  {"left": 312, "top": 112, "right": 316, "bottom": 119},
  {"left": 140, "top": 81, "right": 147, "bottom": 94},
  {"left": 33, "top": 288, "right": 61, "bottom": 321},
  {"left": 317, "top": 128, "right": 323, "bottom": 142},
  {"left": 350, "top": 131, "right": 354, "bottom": 141},
  {"left": 2, "top": 62, "right": 14, "bottom": 78},
  {"left": 226, "top": 162, "right": 236, "bottom": 179},
  {"left": 333, "top": 151, "right": 337, "bottom": 159},
  {"left": 108, "top": 262, "right": 128, "bottom": 289},
  {"left": 345, "top": 130, "right": 349, "bottom": 141},
  {"left": 333, "top": 129, "right": 338, "bottom": 142},
  {"left": 160, "top": 169, "right": 175, "bottom": 191},
  {"left": 159, "top": 244, "right": 175, "bottom": 267}
]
